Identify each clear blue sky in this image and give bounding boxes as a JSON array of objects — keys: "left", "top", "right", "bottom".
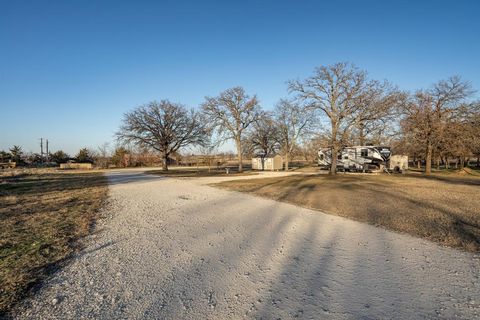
[{"left": 1, "top": 0, "right": 479, "bottom": 155}]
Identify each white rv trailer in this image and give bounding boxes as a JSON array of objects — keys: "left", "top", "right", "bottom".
[{"left": 318, "top": 146, "right": 392, "bottom": 172}]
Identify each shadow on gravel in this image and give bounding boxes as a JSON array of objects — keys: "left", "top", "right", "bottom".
[
  {"left": 76, "top": 240, "right": 118, "bottom": 258},
  {"left": 152, "top": 192, "right": 429, "bottom": 319}
]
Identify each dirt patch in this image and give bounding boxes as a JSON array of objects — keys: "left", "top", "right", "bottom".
[
  {"left": 0, "top": 171, "right": 108, "bottom": 315},
  {"left": 214, "top": 173, "right": 480, "bottom": 252}
]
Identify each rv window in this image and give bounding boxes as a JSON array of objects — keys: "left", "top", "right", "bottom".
[
  {"left": 338, "top": 154, "right": 342, "bottom": 160},
  {"left": 361, "top": 149, "right": 368, "bottom": 157},
  {"left": 319, "top": 154, "right": 324, "bottom": 160}
]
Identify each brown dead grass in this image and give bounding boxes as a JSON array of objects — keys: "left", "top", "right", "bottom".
[
  {"left": 0, "top": 171, "right": 108, "bottom": 315},
  {"left": 214, "top": 173, "right": 480, "bottom": 252}
]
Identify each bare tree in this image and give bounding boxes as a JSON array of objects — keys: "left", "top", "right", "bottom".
[
  {"left": 354, "top": 81, "right": 406, "bottom": 145},
  {"left": 437, "top": 101, "right": 480, "bottom": 169},
  {"left": 244, "top": 113, "right": 280, "bottom": 158},
  {"left": 201, "top": 87, "right": 262, "bottom": 172},
  {"left": 401, "top": 76, "right": 474, "bottom": 175},
  {"left": 96, "top": 142, "right": 110, "bottom": 168},
  {"left": 117, "top": 100, "right": 208, "bottom": 171},
  {"left": 275, "top": 99, "right": 315, "bottom": 171},
  {"left": 289, "top": 62, "right": 372, "bottom": 174},
  {"left": 197, "top": 142, "right": 217, "bottom": 172},
  {"left": 470, "top": 110, "right": 480, "bottom": 167}
]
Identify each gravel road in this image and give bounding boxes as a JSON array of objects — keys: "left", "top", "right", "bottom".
[{"left": 12, "top": 170, "right": 480, "bottom": 319}]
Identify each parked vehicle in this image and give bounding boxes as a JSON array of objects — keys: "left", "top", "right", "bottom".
[{"left": 318, "top": 146, "right": 392, "bottom": 172}]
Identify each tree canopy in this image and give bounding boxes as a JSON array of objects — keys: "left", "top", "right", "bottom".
[
  {"left": 202, "top": 87, "right": 262, "bottom": 172},
  {"left": 117, "top": 100, "right": 209, "bottom": 170}
]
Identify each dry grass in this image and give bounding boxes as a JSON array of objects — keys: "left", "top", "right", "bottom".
[
  {"left": 0, "top": 171, "right": 108, "bottom": 315},
  {"left": 214, "top": 173, "right": 480, "bottom": 252}
]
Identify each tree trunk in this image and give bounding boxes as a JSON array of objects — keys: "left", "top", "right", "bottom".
[
  {"left": 436, "top": 158, "right": 440, "bottom": 170},
  {"left": 236, "top": 138, "right": 243, "bottom": 173},
  {"left": 358, "top": 122, "right": 365, "bottom": 146},
  {"left": 417, "top": 160, "right": 421, "bottom": 169},
  {"left": 330, "top": 145, "right": 338, "bottom": 175},
  {"left": 285, "top": 152, "right": 289, "bottom": 171},
  {"left": 162, "top": 152, "right": 168, "bottom": 171},
  {"left": 459, "top": 157, "right": 465, "bottom": 169},
  {"left": 330, "top": 123, "right": 338, "bottom": 175},
  {"left": 477, "top": 157, "right": 479, "bottom": 168},
  {"left": 425, "top": 142, "right": 432, "bottom": 175},
  {"left": 445, "top": 157, "right": 449, "bottom": 169}
]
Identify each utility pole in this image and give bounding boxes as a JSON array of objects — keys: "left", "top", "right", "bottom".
[
  {"left": 46, "top": 139, "right": 49, "bottom": 162},
  {"left": 40, "top": 138, "right": 44, "bottom": 163}
]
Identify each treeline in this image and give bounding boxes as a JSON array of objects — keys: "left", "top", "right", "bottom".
[
  {"left": 3, "top": 62, "right": 479, "bottom": 175},
  {"left": 0, "top": 145, "right": 159, "bottom": 168},
  {"left": 0, "top": 144, "right": 240, "bottom": 169},
  {"left": 116, "top": 62, "right": 479, "bottom": 175},
  {"left": 394, "top": 77, "right": 480, "bottom": 171},
  {"left": 0, "top": 146, "right": 97, "bottom": 167}
]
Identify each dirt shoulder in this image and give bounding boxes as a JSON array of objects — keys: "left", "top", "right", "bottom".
[
  {"left": 0, "top": 171, "right": 108, "bottom": 316},
  {"left": 213, "top": 173, "right": 480, "bottom": 252}
]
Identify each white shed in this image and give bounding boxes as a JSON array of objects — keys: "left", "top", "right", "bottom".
[
  {"left": 388, "top": 155, "right": 409, "bottom": 173},
  {"left": 251, "top": 155, "right": 283, "bottom": 171}
]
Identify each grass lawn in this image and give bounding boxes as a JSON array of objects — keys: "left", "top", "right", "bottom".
[
  {"left": 0, "top": 171, "right": 108, "bottom": 315},
  {"left": 408, "top": 166, "right": 480, "bottom": 176},
  {"left": 214, "top": 172, "right": 480, "bottom": 252}
]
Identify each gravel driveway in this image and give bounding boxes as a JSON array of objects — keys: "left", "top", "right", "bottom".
[{"left": 12, "top": 170, "right": 480, "bottom": 319}]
